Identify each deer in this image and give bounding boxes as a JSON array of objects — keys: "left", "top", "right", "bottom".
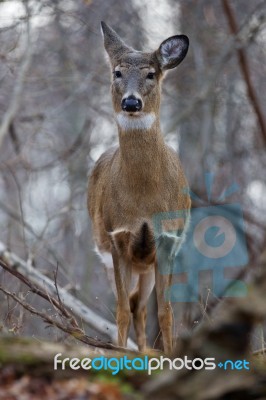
[{"left": 88, "top": 21, "right": 191, "bottom": 354}]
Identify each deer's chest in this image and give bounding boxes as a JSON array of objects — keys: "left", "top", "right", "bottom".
[{"left": 106, "top": 170, "right": 182, "bottom": 226}]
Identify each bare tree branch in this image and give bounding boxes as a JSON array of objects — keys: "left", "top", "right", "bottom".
[
  {"left": 0, "top": 2, "right": 33, "bottom": 149},
  {"left": 0, "top": 257, "right": 78, "bottom": 327},
  {"left": 222, "top": 0, "right": 266, "bottom": 146},
  {"left": 0, "top": 240, "right": 137, "bottom": 350},
  {"left": 0, "top": 257, "right": 139, "bottom": 352},
  {"left": 0, "top": 284, "right": 129, "bottom": 352}
]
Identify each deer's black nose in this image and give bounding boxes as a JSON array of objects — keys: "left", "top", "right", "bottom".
[{"left": 121, "top": 95, "right": 142, "bottom": 112}]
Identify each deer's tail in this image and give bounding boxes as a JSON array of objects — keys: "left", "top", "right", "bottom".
[
  {"left": 130, "top": 221, "right": 155, "bottom": 264},
  {"left": 110, "top": 221, "right": 156, "bottom": 265}
]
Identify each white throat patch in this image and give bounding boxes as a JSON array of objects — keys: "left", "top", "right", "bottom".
[{"left": 116, "top": 112, "right": 156, "bottom": 131}]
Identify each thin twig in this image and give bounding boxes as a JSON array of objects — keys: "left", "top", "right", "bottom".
[
  {"left": 53, "top": 262, "right": 63, "bottom": 309},
  {"left": 0, "top": 258, "right": 78, "bottom": 328}
]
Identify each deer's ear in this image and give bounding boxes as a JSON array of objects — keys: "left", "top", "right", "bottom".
[
  {"left": 156, "top": 35, "right": 189, "bottom": 71},
  {"left": 101, "top": 21, "right": 132, "bottom": 60}
]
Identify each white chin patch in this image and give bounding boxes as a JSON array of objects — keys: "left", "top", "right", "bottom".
[{"left": 116, "top": 112, "right": 156, "bottom": 131}]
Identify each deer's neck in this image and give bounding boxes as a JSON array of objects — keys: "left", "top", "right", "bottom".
[{"left": 117, "top": 116, "right": 166, "bottom": 186}]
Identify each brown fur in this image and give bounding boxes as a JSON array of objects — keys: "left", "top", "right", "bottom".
[{"left": 88, "top": 22, "right": 191, "bottom": 354}]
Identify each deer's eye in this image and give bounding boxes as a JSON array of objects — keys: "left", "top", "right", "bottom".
[
  {"left": 114, "top": 70, "right": 122, "bottom": 78},
  {"left": 147, "top": 72, "right": 155, "bottom": 80}
]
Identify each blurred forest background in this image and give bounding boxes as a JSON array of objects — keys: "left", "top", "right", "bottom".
[{"left": 0, "top": 0, "right": 265, "bottom": 352}]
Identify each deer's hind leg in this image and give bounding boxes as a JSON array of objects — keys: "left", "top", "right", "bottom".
[
  {"left": 130, "top": 270, "right": 155, "bottom": 352},
  {"left": 112, "top": 250, "right": 132, "bottom": 347},
  {"left": 155, "top": 267, "right": 173, "bottom": 355}
]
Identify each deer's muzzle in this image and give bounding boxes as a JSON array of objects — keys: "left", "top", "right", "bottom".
[{"left": 121, "top": 95, "right": 142, "bottom": 113}]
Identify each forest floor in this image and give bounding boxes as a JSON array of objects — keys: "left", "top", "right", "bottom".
[
  {"left": 0, "top": 336, "right": 149, "bottom": 400},
  {"left": 0, "top": 335, "right": 266, "bottom": 400}
]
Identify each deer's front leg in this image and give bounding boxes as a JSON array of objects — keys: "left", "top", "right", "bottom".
[
  {"left": 112, "top": 250, "right": 132, "bottom": 347},
  {"left": 155, "top": 266, "right": 173, "bottom": 354}
]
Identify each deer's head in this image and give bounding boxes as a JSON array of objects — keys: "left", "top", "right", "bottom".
[{"left": 101, "top": 21, "right": 189, "bottom": 131}]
